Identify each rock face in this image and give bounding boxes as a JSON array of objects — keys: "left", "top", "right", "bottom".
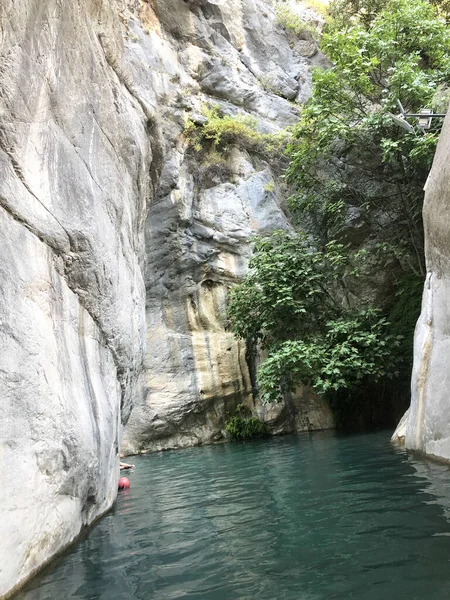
[
  {"left": 121, "top": 0, "right": 334, "bottom": 454},
  {"left": 0, "top": 0, "right": 334, "bottom": 595},
  {"left": 0, "top": 0, "right": 154, "bottom": 596},
  {"left": 257, "top": 386, "right": 335, "bottom": 435},
  {"left": 395, "top": 108, "right": 450, "bottom": 460}
]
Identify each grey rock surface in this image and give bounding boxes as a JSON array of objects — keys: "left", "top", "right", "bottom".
[
  {"left": 391, "top": 408, "right": 409, "bottom": 445},
  {"left": 0, "top": 0, "right": 153, "bottom": 595},
  {"left": 257, "top": 386, "right": 335, "bottom": 434},
  {"left": 121, "top": 0, "right": 334, "bottom": 454},
  {"left": 399, "top": 107, "right": 450, "bottom": 460}
]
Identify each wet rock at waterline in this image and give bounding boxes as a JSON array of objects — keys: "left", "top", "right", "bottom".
[{"left": 395, "top": 107, "right": 450, "bottom": 460}]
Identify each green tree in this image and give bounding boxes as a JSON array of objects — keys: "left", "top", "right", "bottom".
[
  {"left": 228, "top": 232, "right": 401, "bottom": 403},
  {"left": 228, "top": 0, "right": 449, "bottom": 423},
  {"left": 227, "top": 232, "right": 350, "bottom": 349},
  {"left": 287, "top": 0, "right": 450, "bottom": 276},
  {"left": 330, "top": 0, "right": 450, "bottom": 26}
]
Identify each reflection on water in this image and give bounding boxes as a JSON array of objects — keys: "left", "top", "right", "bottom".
[{"left": 14, "top": 431, "right": 450, "bottom": 600}]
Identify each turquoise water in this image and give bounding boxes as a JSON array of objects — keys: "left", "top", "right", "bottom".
[{"left": 15, "top": 431, "right": 450, "bottom": 600}]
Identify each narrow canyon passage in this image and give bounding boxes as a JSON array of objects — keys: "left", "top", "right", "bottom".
[
  {"left": 2, "top": 0, "right": 450, "bottom": 596},
  {"left": 14, "top": 431, "right": 450, "bottom": 600}
]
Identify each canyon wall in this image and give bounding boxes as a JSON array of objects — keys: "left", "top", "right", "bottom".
[
  {"left": 0, "top": 0, "right": 155, "bottom": 595},
  {"left": 121, "top": 0, "right": 334, "bottom": 454},
  {"left": 395, "top": 109, "right": 450, "bottom": 460}
]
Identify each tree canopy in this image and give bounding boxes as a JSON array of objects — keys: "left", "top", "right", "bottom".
[{"left": 287, "top": 0, "right": 450, "bottom": 273}]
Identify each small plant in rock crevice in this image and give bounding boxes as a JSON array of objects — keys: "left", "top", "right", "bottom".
[
  {"left": 303, "top": 0, "right": 331, "bottom": 18},
  {"left": 184, "top": 106, "right": 291, "bottom": 167},
  {"left": 275, "top": 2, "right": 324, "bottom": 40},
  {"left": 194, "top": 148, "right": 235, "bottom": 187}
]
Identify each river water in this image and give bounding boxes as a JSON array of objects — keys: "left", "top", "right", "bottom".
[{"left": 15, "top": 431, "right": 450, "bottom": 600}]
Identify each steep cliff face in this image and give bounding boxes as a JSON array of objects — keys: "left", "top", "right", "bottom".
[
  {"left": 121, "top": 0, "right": 334, "bottom": 453},
  {"left": 393, "top": 109, "right": 450, "bottom": 460},
  {"left": 0, "top": 0, "right": 154, "bottom": 596}
]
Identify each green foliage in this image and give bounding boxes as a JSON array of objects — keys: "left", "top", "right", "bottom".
[
  {"left": 330, "top": 0, "right": 450, "bottom": 25},
  {"left": 228, "top": 231, "right": 350, "bottom": 349},
  {"left": 329, "top": 0, "right": 388, "bottom": 26},
  {"left": 258, "top": 311, "right": 400, "bottom": 402},
  {"left": 225, "top": 404, "right": 269, "bottom": 440},
  {"left": 184, "top": 106, "right": 291, "bottom": 161},
  {"left": 227, "top": 0, "right": 439, "bottom": 423},
  {"left": 264, "top": 181, "right": 276, "bottom": 192},
  {"left": 303, "top": 0, "right": 331, "bottom": 18},
  {"left": 223, "top": 0, "right": 443, "bottom": 430},
  {"left": 228, "top": 231, "right": 402, "bottom": 403},
  {"left": 287, "top": 0, "right": 449, "bottom": 274},
  {"left": 275, "top": 3, "right": 322, "bottom": 39}
]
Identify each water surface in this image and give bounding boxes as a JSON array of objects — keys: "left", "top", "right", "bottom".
[{"left": 15, "top": 431, "right": 450, "bottom": 599}]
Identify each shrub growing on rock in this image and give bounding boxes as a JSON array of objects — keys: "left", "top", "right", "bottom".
[
  {"left": 184, "top": 106, "right": 291, "bottom": 163},
  {"left": 225, "top": 415, "right": 269, "bottom": 440},
  {"left": 227, "top": 231, "right": 401, "bottom": 403},
  {"left": 227, "top": 0, "right": 450, "bottom": 426},
  {"left": 225, "top": 404, "right": 269, "bottom": 440}
]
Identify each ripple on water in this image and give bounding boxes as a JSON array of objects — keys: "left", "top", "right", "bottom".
[{"left": 13, "top": 431, "right": 450, "bottom": 600}]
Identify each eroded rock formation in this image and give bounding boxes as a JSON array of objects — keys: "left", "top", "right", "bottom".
[
  {"left": 393, "top": 109, "right": 450, "bottom": 460},
  {"left": 120, "top": 0, "right": 334, "bottom": 453},
  {"left": 0, "top": 0, "right": 154, "bottom": 595}
]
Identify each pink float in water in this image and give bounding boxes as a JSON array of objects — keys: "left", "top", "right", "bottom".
[{"left": 118, "top": 477, "right": 130, "bottom": 490}]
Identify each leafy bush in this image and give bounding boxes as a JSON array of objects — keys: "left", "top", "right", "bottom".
[
  {"left": 228, "top": 231, "right": 355, "bottom": 347},
  {"left": 225, "top": 416, "right": 269, "bottom": 440},
  {"left": 184, "top": 107, "right": 291, "bottom": 162},
  {"left": 225, "top": 404, "right": 269, "bottom": 440},
  {"left": 228, "top": 231, "right": 401, "bottom": 403},
  {"left": 330, "top": 0, "right": 450, "bottom": 25},
  {"left": 287, "top": 0, "right": 450, "bottom": 271},
  {"left": 227, "top": 0, "right": 447, "bottom": 425},
  {"left": 258, "top": 310, "right": 400, "bottom": 402}
]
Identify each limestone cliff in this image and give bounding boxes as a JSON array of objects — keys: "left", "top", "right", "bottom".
[
  {"left": 121, "top": 0, "right": 334, "bottom": 454},
  {"left": 0, "top": 0, "right": 155, "bottom": 596},
  {"left": 393, "top": 108, "right": 450, "bottom": 460},
  {"left": 0, "top": 0, "right": 333, "bottom": 596}
]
